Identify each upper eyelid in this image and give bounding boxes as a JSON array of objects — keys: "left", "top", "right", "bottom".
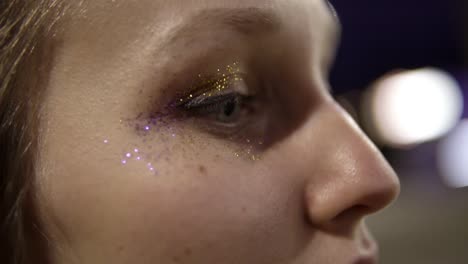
[
  {"left": 182, "top": 92, "right": 238, "bottom": 109},
  {"left": 173, "top": 64, "right": 247, "bottom": 106}
]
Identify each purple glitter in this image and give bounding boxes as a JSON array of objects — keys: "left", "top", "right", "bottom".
[
  {"left": 126, "top": 153, "right": 132, "bottom": 158},
  {"left": 122, "top": 160, "right": 127, "bottom": 165},
  {"left": 103, "top": 139, "right": 109, "bottom": 144},
  {"left": 136, "top": 156, "right": 141, "bottom": 161},
  {"left": 134, "top": 148, "right": 139, "bottom": 153},
  {"left": 144, "top": 126, "right": 150, "bottom": 131}
]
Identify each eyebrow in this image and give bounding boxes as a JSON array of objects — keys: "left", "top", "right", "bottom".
[{"left": 167, "top": 7, "right": 282, "bottom": 45}]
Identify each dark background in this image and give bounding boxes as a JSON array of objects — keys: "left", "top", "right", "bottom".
[
  {"left": 330, "top": 0, "right": 465, "bottom": 93},
  {"left": 329, "top": 1, "right": 468, "bottom": 263}
]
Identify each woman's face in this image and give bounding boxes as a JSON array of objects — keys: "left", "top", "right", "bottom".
[{"left": 36, "top": 0, "right": 400, "bottom": 263}]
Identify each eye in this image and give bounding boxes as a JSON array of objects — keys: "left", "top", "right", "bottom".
[
  {"left": 169, "top": 62, "right": 265, "bottom": 138},
  {"left": 179, "top": 92, "right": 252, "bottom": 126}
]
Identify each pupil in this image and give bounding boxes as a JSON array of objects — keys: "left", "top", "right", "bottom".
[{"left": 223, "top": 99, "right": 236, "bottom": 117}]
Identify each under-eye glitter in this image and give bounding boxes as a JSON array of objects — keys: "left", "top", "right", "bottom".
[
  {"left": 126, "top": 153, "right": 132, "bottom": 158},
  {"left": 103, "top": 139, "right": 109, "bottom": 144},
  {"left": 134, "top": 148, "right": 139, "bottom": 153},
  {"left": 136, "top": 156, "right": 142, "bottom": 160},
  {"left": 122, "top": 160, "right": 127, "bottom": 165},
  {"left": 144, "top": 126, "right": 150, "bottom": 131}
]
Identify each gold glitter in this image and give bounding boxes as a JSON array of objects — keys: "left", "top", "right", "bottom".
[{"left": 177, "top": 62, "right": 243, "bottom": 104}]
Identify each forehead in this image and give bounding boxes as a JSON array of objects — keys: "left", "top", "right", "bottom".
[
  {"left": 63, "top": 0, "right": 338, "bottom": 63},
  {"left": 67, "top": 0, "right": 335, "bottom": 37}
]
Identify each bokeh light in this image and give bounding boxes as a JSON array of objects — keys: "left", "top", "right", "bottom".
[
  {"left": 437, "top": 120, "right": 468, "bottom": 188},
  {"left": 366, "top": 68, "right": 464, "bottom": 147}
]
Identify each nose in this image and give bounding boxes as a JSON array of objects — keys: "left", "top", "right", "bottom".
[{"left": 294, "top": 102, "right": 400, "bottom": 232}]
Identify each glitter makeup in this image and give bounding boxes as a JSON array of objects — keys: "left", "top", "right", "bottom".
[
  {"left": 175, "top": 62, "right": 246, "bottom": 108},
  {"left": 106, "top": 61, "right": 265, "bottom": 175}
]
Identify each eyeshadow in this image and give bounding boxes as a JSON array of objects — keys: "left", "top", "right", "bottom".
[
  {"left": 175, "top": 61, "right": 245, "bottom": 107},
  {"left": 101, "top": 61, "right": 265, "bottom": 175}
]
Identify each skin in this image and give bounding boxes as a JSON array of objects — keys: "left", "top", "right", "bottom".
[{"left": 35, "top": 0, "right": 400, "bottom": 264}]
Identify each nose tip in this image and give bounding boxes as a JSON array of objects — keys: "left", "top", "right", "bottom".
[
  {"left": 303, "top": 103, "right": 400, "bottom": 229},
  {"left": 305, "top": 174, "right": 399, "bottom": 231}
]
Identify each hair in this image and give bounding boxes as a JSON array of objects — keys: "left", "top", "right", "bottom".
[{"left": 1, "top": 1, "right": 66, "bottom": 263}]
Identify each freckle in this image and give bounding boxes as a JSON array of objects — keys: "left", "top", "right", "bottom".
[
  {"left": 241, "top": 207, "right": 247, "bottom": 213},
  {"left": 198, "top": 165, "right": 207, "bottom": 174},
  {"left": 184, "top": 247, "right": 192, "bottom": 256},
  {"left": 171, "top": 256, "right": 180, "bottom": 263},
  {"left": 117, "top": 245, "right": 125, "bottom": 252}
]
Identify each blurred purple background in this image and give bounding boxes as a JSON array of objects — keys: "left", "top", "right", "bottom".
[
  {"left": 330, "top": 0, "right": 465, "bottom": 92},
  {"left": 328, "top": 1, "right": 468, "bottom": 263}
]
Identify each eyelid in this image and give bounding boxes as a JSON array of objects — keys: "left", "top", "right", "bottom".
[
  {"left": 182, "top": 92, "right": 238, "bottom": 109},
  {"left": 173, "top": 69, "right": 248, "bottom": 108}
]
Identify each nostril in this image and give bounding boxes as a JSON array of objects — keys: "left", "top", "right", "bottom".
[
  {"left": 317, "top": 205, "right": 373, "bottom": 235},
  {"left": 334, "top": 205, "right": 372, "bottom": 223},
  {"left": 335, "top": 205, "right": 372, "bottom": 224}
]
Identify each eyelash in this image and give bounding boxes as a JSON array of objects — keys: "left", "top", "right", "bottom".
[
  {"left": 183, "top": 92, "right": 252, "bottom": 120},
  {"left": 174, "top": 75, "right": 259, "bottom": 136}
]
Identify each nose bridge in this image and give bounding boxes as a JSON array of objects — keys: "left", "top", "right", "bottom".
[{"left": 299, "top": 102, "right": 400, "bottom": 228}]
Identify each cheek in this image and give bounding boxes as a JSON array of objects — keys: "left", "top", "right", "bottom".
[
  {"left": 37, "top": 115, "right": 306, "bottom": 264},
  {"left": 121, "top": 157, "right": 304, "bottom": 264}
]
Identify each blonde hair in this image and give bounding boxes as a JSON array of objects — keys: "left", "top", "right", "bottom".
[{"left": 1, "top": 1, "right": 66, "bottom": 263}]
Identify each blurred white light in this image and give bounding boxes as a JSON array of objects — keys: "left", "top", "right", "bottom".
[
  {"left": 437, "top": 120, "right": 468, "bottom": 188},
  {"left": 370, "top": 68, "right": 464, "bottom": 146}
]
